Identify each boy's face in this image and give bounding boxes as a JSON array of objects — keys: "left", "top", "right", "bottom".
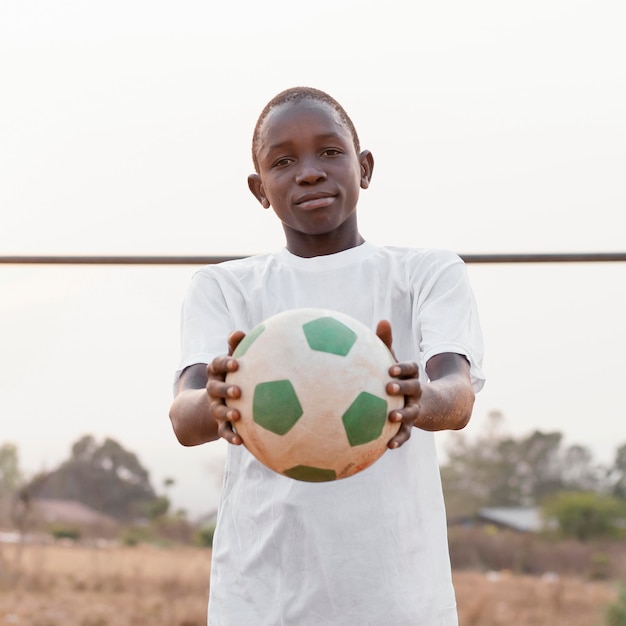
[{"left": 248, "top": 100, "right": 373, "bottom": 256}]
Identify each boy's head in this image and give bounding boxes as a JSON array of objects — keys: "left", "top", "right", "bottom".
[
  {"left": 248, "top": 86, "right": 373, "bottom": 257},
  {"left": 251, "top": 87, "right": 361, "bottom": 173}
]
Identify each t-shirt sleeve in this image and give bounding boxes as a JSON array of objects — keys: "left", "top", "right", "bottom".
[
  {"left": 416, "top": 251, "right": 486, "bottom": 392},
  {"left": 173, "top": 268, "right": 235, "bottom": 387}
]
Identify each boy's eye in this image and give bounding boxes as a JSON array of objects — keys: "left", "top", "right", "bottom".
[
  {"left": 272, "top": 157, "right": 292, "bottom": 168},
  {"left": 322, "top": 148, "right": 342, "bottom": 157}
]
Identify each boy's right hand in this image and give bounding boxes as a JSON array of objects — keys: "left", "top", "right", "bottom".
[{"left": 207, "top": 330, "right": 246, "bottom": 445}]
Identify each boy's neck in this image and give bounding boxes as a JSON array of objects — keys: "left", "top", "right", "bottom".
[{"left": 285, "top": 232, "right": 365, "bottom": 258}]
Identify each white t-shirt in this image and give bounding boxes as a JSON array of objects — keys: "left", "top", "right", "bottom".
[{"left": 176, "top": 242, "right": 485, "bottom": 626}]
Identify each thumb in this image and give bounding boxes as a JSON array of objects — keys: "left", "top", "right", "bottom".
[
  {"left": 228, "top": 330, "right": 246, "bottom": 356},
  {"left": 375, "top": 320, "right": 395, "bottom": 357}
]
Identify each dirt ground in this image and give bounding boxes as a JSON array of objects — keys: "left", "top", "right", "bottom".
[
  {"left": 454, "top": 569, "right": 618, "bottom": 626},
  {"left": 0, "top": 541, "right": 620, "bottom": 625}
]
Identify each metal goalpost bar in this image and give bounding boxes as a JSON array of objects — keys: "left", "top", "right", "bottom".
[{"left": 0, "top": 253, "right": 625, "bottom": 265}]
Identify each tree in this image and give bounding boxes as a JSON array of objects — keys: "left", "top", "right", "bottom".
[
  {"left": 441, "top": 412, "right": 567, "bottom": 513},
  {"left": 440, "top": 412, "right": 613, "bottom": 516},
  {"left": 561, "top": 444, "right": 604, "bottom": 492},
  {"left": 0, "top": 443, "right": 22, "bottom": 496},
  {"left": 25, "top": 435, "right": 158, "bottom": 522},
  {"left": 491, "top": 430, "right": 565, "bottom": 506},
  {"left": 146, "top": 496, "right": 171, "bottom": 521},
  {"left": 441, "top": 411, "right": 511, "bottom": 515},
  {"left": 542, "top": 491, "right": 626, "bottom": 541},
  {"left": 610, "top": 443, "right": 626, "bottom": 498},
  {"left": 146, "top": 478, "right": 175, "bottom": 521}
]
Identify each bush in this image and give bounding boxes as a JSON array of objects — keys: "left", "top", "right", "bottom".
[
  {"left": 119, "top": 525, "right": 157, "bottom": 546},
  {"left": 448, "top": 525, "right": 626, "bottom": 579},
  {"left": 542, "top": 492, "right": 626, "bottom": 542},
  {"left": 589, "top": 552, "right": 611, "bottom": 580},
  {"left": 606, "top": 586, "right": 626, "bottom": 626},
  {"left": 194, "top": 525, "right": 215, "bottom": 548},
  {"left": 49, "top": 524, "right": 81, "bottom": 541}
]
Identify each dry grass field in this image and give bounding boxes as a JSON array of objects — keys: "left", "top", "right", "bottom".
[
  {"left": 1, "top": 541, "right": 211, "bottom": 626},
  {"left": 0, "top": 540, "right": 621, "bottom": 626},
  {"left": 454, "top": 570, "right": 618, "bottom": 626}
]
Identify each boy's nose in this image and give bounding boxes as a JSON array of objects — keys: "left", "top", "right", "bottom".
[{"left": 295, "top": 160, "right": 327, "bottom": 184}]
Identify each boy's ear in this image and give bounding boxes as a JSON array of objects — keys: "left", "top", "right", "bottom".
[
  {"left": 248, "top": 174, "right": 270, "bottom": 208},
  {"left": 358, "top": 150, "right": 374, "bottom": 189}
]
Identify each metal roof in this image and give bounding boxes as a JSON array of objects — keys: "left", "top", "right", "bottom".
[{"left": 477, "top": 507, "right": 544, "bottom": 532}]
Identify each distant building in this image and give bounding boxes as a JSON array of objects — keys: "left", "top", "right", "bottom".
[
  {"left": 476, "top": 507, "right": 545, "bottom": 533},
  {"left": 31, "top": 498, "right": 121, "bottom": 537}
]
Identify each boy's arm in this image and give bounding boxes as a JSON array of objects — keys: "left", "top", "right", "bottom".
[
  {"left": 376, "top": 320, "right": 475, "bottom": 449},
  {"left": 169, "top": 364, "right": 219, "bottom": 446},
  {"left": 169, "top": 332, "right": 245, "bottom": 447},
  {"left": 386, "top": 353, "right": 475, "bottom": 449}
]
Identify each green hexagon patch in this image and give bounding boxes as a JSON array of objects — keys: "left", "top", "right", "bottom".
[
  {"left": 283, "top": 465, "right": 337, "bottom": 482},
  {"left": 302, "top": 317, "right": 357, "bottom": 356},
  {"left": 252, "top": 380, "right": 303, "bottom": 435},
  {"left": 342, "top": 392, "right": 388, "bottom": 446}
]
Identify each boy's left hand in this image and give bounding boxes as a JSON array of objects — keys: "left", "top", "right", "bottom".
[
  {"left": 376, "top": 320, "right": 475, "bottom": 445},
  {"left": 376, "top": 320, "right": 422, "bottom": 449}
]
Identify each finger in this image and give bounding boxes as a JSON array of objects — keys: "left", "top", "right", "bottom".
[
  {"left": 208, "top": 356, "right": 238, "bottom": 378},
  {"left": 389, "top": 403, "right": 421, "bottom": 426},
  {"left": 210, "top": 396, "right": 243, "bottom": 445},
  {"left": 208, "top": 395, "right": 241, "bottom": 421},
  {"left": 207, "top": 379, "right": 241, "bottom": 402},
  {"left": 375, "top": 320, "right": 394, "bottom": 354},
  {"left": 228, "top": 330, "right": 246, "bottom": 355},
  {"left": 217, "top": 419, "right": 243, "bottom": 445},
  {"left": 376, "top": 319, "right": 392, "bottom": 346},
  {"left": 388, "top": 422, "right": 412, "bottom": 449},
  {"left": 389, "top": 361, "right": 419, "bottom": 380},
  {"left": 387, "top": 378, "right": 421, "bottom": 400}
]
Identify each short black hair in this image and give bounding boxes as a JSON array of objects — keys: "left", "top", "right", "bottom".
[{"left": 251, "top": 87, "right": 361, "bottom": 172}]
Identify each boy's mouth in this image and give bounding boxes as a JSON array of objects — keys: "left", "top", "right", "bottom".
[{"left": 294, "top": 192, "right": 335, "bottom": 210}]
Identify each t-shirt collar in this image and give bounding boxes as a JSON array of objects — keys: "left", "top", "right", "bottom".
[{"left": 275, "top": 241, "right": 378, "bottom": 270}]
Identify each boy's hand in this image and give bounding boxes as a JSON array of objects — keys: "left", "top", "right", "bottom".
[
  {"left": 377, "top": 320, "right": 475, "bottom": 442},
  {"left": 207, "top": 330, "right": 246, "bottom": 445},
  {"left": 386, "top": 360, "right": 422, "bottom": 448},
  {"left": 376, "top": 320, "right": 422, "bottom": 449}
]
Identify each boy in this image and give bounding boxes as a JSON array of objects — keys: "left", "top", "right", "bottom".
[{"left": 170, "top": 86, "right": 485, "bottom": 625}]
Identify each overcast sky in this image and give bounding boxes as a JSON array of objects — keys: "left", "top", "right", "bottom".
[{"left": 1, "top": 0, "right": 625, "bottom": 516}]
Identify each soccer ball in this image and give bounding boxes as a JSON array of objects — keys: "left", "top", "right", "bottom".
[{"left": 225, "top": 308, "right": 403, "bottom": 482}]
